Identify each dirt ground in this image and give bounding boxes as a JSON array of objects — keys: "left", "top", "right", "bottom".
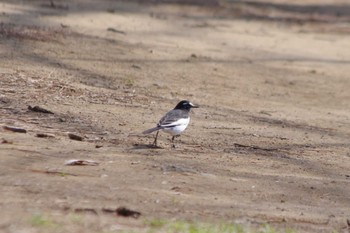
[{"left": 1, "top": 0, "right": 350, "bottom": 232}]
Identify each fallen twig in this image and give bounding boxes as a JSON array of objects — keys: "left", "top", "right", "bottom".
[
  {"left": 68, "top": 133, "right": 84, "bottom": 141},
  {"left": 93, "top": 207, "right": 142, "bottom": 218},
  {"left": 3, "top": 125, "right": 27, "bottom": 133},
  {"left": 107, "top": 27, "right": 126, "bottom": 34},
  {"left": 74, "top": 208, "right": 98, "bottom": 215},
  {"left": 1, "top": 138, "right": 13, "bottom": 144},
  {"left": 36, "top": 133, "right": 55, "bottom": 138},
  {"left": 28, "top": 105, "right": 54, "bottom": 114},
  {"left": 63, "top": 207, "right": 141, "bottom": 218},
  {"left": 234, "top": 143, "right": 278, "bottom": 151},
  {"left": 204, "top": 126, "right": 241, "bottom": 130},
  {"left": 30, "top": 169, "right": 77, "bottom": 176}
]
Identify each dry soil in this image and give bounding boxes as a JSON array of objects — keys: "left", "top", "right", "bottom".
[{"left": 0, "top": 0, "right": 350, "bottom": 232}]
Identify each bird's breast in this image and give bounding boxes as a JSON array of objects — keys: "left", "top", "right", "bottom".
[{"left": 162, "top": 117, "right": 190, "bottom": 135}]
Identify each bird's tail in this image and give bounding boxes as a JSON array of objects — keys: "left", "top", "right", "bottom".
[{"left": 142, "top": 126, "right": 162, "bottom": 134}]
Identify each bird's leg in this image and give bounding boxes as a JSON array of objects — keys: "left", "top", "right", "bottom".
[
  {"left": 171, "top": 135, "right": 181, "bottom": 148},
  {"left": 171, "top": 136, "right": 176, "bottom": 148},
  {"left": 153, "top": 131, "right": 159, "bottom": 147}
]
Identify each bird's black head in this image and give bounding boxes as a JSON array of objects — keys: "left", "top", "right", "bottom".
[{"left": 174, "top": 100, "right": 199, "bottom": 110}]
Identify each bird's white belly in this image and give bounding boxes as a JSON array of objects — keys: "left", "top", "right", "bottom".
[{"left": 162, "top": 118, "right": 190, "bottom": 136}]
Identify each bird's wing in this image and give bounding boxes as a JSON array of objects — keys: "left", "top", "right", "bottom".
[{"left": 158, "top": 109, "right": 189, "bottom": 127}]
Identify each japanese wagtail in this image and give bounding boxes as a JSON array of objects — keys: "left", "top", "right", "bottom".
[{"left": 143, "top": 100, "right": 199, "bottom": 147}]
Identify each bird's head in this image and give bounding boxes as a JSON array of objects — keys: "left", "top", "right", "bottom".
[{"left": 174, "top": 100, "right": 199, "bottom": 110}]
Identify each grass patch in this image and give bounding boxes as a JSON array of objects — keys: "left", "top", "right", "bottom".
[
  {"left": 124, "top": 76, "right": 135, "bottom": 87},
  {"left": 140, "top": 219, "right": 296, "bottom": 233},
  {"left": 30, "top": 214, "right": 58, "bottom": 229},
  {"left": 146, "top": 219, "right": 168, "bottom": 228},
  {"left": 28, "top": 214, "right": 299, "bottom": 233}
]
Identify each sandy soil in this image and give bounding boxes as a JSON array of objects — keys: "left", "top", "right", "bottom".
[{"left": 1, "top": 0, "right": 350, "bottom": 232}]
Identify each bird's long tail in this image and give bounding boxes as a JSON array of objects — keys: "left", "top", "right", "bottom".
[{"left": 142, "top": 126, "right": 162, "bottom": 134}]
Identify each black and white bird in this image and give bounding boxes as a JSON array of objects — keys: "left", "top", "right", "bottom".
[{"left": 143, "top": 100, "right": 199, "bottom": 147}]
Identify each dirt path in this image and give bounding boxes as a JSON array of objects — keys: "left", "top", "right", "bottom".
[{"left": 1, "top": 1, "right": 350, "bottom": 232}]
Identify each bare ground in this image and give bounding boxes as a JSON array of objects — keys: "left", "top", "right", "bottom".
[{"left": 0, "top": 0, "right": 350, "bottom": 232}]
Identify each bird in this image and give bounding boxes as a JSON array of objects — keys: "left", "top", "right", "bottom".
[{"left": 143, "top": 100, "right": 199, "bottom": 148}]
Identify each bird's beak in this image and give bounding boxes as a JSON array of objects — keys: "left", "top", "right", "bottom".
[{"left": 190, "top": 103, "right": 199, "bottom": 108}]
